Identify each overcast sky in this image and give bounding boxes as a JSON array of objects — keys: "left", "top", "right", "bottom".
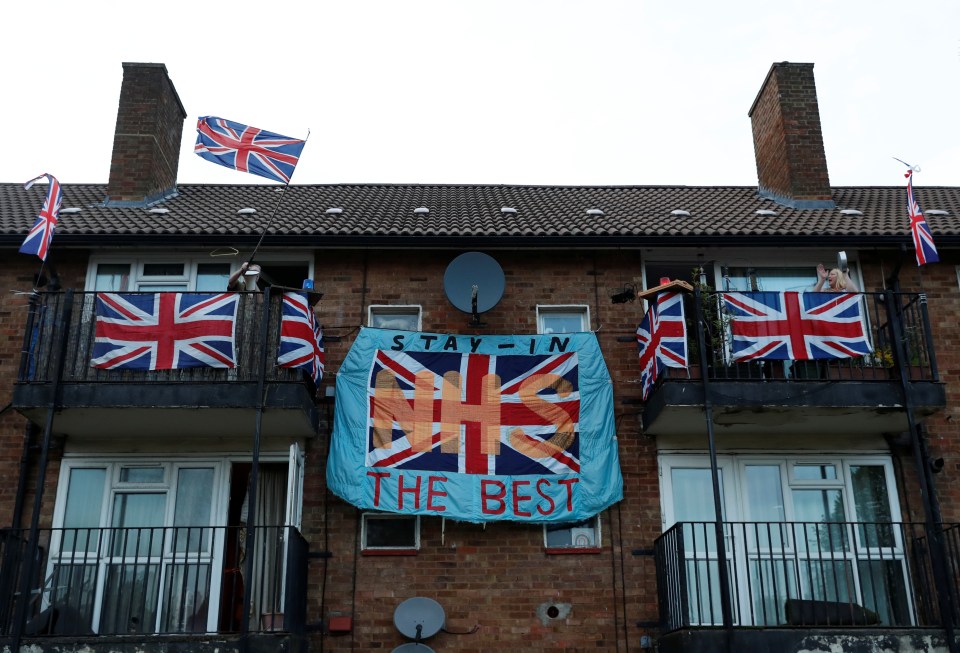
[{"left": 4, "top": 0, "right": 959, "bottom": 188}]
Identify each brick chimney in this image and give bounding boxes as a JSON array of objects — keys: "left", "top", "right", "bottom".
[
  {"left": 106, "top": 62, "right": 186, "bottom": 205},
  {"left": 748, "top": 62, "right": 835, "bottom": 209}
]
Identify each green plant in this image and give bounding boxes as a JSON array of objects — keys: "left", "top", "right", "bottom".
[{"left": 689, "top": 266, "right": 732, "bottom": 364}]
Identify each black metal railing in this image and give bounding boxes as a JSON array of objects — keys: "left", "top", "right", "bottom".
[
  {"left": 16, "top": 290, "right": 310, "bottom": 386},
  {"left": 658, "top": 291, "right": 938, "bottom": 385},
  {"left": 655, "top": 521, "right": 960, "bottom": 631},
  {"left": 0, "top": 525, "right": 307, "bottom": 637}
]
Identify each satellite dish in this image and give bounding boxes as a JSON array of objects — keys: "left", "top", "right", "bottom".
[
  {"left": 390, "top": 644, "right": 435, "bottom": 653},
  {"left": 394, "top": 597, "right": 445, "bottom": 641},
  {"left": 443, "top": 252, "right": 505, "bottom": 325}
]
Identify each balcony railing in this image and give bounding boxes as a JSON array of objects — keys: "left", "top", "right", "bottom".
[
  {"left": 0, "top": 525, "right": 307, "bottom": 637},
  {"left": 17, "top": 290, "right": 309, "bottom": 386},
  {"left": 658, "top": 291, "right": 938, "bottom": 385},
  {"left": 654, "top": 521, "right": 960, "bottom": 632}
]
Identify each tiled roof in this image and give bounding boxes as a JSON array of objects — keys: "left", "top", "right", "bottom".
[{"left": 2, "top": 183, "right": 960, "bottom": 245}]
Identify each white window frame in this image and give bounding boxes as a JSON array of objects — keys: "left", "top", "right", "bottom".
[
  {"left": 536, "top": 304, "right": 590, "bottom": 334},
  {"left": 543, "top": 515, "right": 602, "bottom": 550},
  {"left": 85, "top": 252, "right": 314, "bottom": 292},
  {"left": 368, "top": 304, "right": 423, "bottom": 330},
  {"left": 360, "top": 512, "right": 420, "bottom": 552}
]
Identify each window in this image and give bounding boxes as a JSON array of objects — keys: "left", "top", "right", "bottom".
[
  {"left": 86, "top": 255, "right": 311, "bottom": 292},
  {"left": 659, "top": 454, "right": 909, "bottom": 627},
  {"left": 536, "top": 305, "right": 590, "bottom": 334},
  {"left": 361, "top": 513, "right": 419, "bottom": 553},
  {"left": 368, "top": 305, "right": 422, "bottom": 330},
  {"left": 544, "top": 516, "right": 601, "bottom": 552},
  {"left": 48, "top": 450, "right": 304, "bottom": 635}
]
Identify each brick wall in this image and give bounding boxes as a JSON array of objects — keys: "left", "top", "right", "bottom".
[{"left": 749, "top": 62, "right": 832, "bottom": 202}]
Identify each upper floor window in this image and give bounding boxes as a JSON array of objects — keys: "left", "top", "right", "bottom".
[
  {"left": 536, "top": 305, "right": 590, "bottom": 334},
  {"left": 86, "top": 255, "right": 311, "bottom": 293},
  {"left": 369, "top": 305, "right": 422, "bottom": 331}
]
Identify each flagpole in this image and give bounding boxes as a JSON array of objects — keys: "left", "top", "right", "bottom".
[{"left": 245, "top": 129, "right": 311, "bottom": 267}]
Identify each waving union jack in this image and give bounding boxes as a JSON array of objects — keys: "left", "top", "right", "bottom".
[
  {"left": 91, "top": 292, "right": 239, "bottom": 370},
  {"left": 724, "top": 291, "right": 871, "bottom": 361},
  {"left": 19, "top": 173, "right": 62, "bottom": 261},
  {"left": 636, "top": 290, "right": 688, "bottom": 401},
  {"left": 906, "top": 169, "right": 939, "bottom": 266},
  {"left": 277, "top": 291, "right": 325, "bottom": 386},
  {"left": 194, "top": 117, "right": 305, "bottom": 183},
  {"left": 366, "top": 350, "right": 581, "bottom": 476}
]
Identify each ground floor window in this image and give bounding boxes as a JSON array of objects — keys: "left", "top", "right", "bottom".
[
  {"left": 658, "top": 453, "right": 914, "bottom": 627},
  {"left": 43, "top": 449, "right": 303, "bottom": 635}
]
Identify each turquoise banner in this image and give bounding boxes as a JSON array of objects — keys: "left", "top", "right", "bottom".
[{"left": 326, "top": 328, "right": 623, "bottom": 523}]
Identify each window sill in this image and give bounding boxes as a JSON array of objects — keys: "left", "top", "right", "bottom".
[
  {"left": 362, "top": 548, "right": 418, "bottom": 556},
  {"left": 545, "top": 547, "right": 602, "bottom": 555}
]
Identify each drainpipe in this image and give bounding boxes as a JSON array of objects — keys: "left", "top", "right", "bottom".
[
  {"left": 886, "top": 289, "right": 957, "bottom": 651},
  {"left": 693, "top": 284, "right": 734, "bottom": 649}
]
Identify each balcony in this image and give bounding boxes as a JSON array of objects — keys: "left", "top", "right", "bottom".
[
  {"left": 654, "top": 521, "right": 960, "bottom": 653},
  {"left": 642, "top": 291, "right": 946, "bottom": 437},
  {"left": 0, "top": 525, "right": 307, "bottom": 645},
  {"left": 12, "top": 291, "right": 320, "bottom": 439}
]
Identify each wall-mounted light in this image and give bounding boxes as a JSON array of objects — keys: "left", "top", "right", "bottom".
[{"left": 610, "top": 284, "right": 636, "bottom": 304}]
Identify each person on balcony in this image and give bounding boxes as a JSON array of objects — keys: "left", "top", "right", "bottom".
[{"left": 814, "top": 263, "right": 859, "bottom": 292}]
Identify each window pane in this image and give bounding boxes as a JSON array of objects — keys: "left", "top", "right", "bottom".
[
  {"left": 794, "top": 464, "right": 837, "bottom": 480},
  {"left": 95, "top": 264, "right": 131, "bottom": 291},
  {"left": 101, "top": 563, "right": 161, "bottom": 634},
  {"left": 672, "top": 468, "right": 724, "bottom": 553},
  {"left": 63, "top": 468, "right": 106, "bottom": 553},
  {"left": 541, "top": 312, "right": 585, "bottom": 334},
  {"left": 371, "top": 311, "right": 419, "bottom": 330},
  {"left": 174, "top": 468, "right": 214, "bottom": 553},
  {"left": 112, "top": 492, "right": 166, "bottom": 557},
  {"left": 850, "top": 465, "right": 895, "bottom": 547},
  {"left": 120, "top": 467, "right": 164, "bottom": 484},
  {"left": 138, "top": 284, "right": 188, "bottom": 292},
  {"left": 792, "top": 489, "right": 847, "bottom": 552},
  {"left": 546, "top": 518, "right": 597, "bottom": 547},
  {"left": 745, "top": 465, "right": 785, "bottom": 521},
  {"left": 161, "top": 563, "right": 211, "bottom": 633},
  {"left": 142, "top": 263, "right": 185, "bottom": 277},
  {"left": 364, "top": 516, "right": 416, "bottom": 548},
  {"left": 196, "top": 263, "right": 231, "bottom": 292}
]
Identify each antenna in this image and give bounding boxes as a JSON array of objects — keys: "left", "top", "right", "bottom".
[
  {"left": 443, "top": 252, "right": 505, "bottom": 327},
  {"left": 391, "top": 597, "right": 445, "bottom": 653}
]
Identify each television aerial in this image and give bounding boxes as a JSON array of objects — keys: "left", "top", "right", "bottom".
[
  {"left": 391, "top": 596, "right": 445, "bottom": 653},
  {"left": 443, "top": 252, "right": 505, "bottom": 327}
]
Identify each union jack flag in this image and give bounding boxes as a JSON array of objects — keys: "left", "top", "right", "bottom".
[
  {"left": 91, "top": 292, "right": 239, "bottom": 370},
  {"left": 194, "top": 117, "right": 305, "bottom": 183},
  {"left": 277, "top": 291, "right": 325, "bottom": 386},
  {"left": 366, "top": 350, "right": 581, "bottom": 476},
  {"left": 19, "top": 173, "right": 62, "bottom": 261},
  {"left": 723, "top": 291, "right": 871, "bottom": 362},
  {"left": 906, "top": 169, "right": 939, "bottom": 266},
  {"left": 636, "top": 290, "right": 688, "bottom": 401}
]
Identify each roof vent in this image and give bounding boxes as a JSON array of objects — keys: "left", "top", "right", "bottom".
[
  {"left": 670, "top": 209, "right": 691, "bottom": 217},
  {"left": 755, "top": 209, "right": 778, "bottom": 216},
  {"left": 237, "top": 208, "right": 257, "bottom": 215},
  {"left": 148, "top": 207, "right": 170, "bottom": 214},
  {"left": 926, "top": 209, "right": 950, "bottom": 216},
  {"left": 325, "top": 207, "right": 343, "bottom": 214},
  {"left": 840, "top": 209, "right": 863, "bottom": 216},
  {"left": 60, "top": 207, "right": 83, "bottom": 214},
  {"left": 414, "top": 207, "right": 430, "bottom": 215},
  {"left": 586, "top": 208, "right": 604, "bottom": 216},
  {"left": 501, "top": 207, "right": 517, "bottom": 215}
]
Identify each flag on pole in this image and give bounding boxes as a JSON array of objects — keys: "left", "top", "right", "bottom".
[
  {"left": 194, "top": 117, "right": 305, "bottom": 183},
  {"left": 636, "top": 290, "right": 688, "bottom": 401},
  {"left": 19, "top": 173, "right": 62, "bottom": 260},
  {"left": 906, "top": 169, "right": 939, "bottom": 266},
  {"left": 277, "top": 291, "right": 325, "bottom": 385}
]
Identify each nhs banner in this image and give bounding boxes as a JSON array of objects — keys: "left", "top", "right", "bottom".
[{"left": 327, "top": 328, "right": 623, "bottom": 523}]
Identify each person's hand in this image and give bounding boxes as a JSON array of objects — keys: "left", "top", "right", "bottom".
[{"left": 817, "top": 263, "right": 827, "bottom": 280}]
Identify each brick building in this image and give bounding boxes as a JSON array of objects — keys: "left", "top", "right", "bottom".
[{"left": 0, "top": 61, "right": 959, "bottom": 653}]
